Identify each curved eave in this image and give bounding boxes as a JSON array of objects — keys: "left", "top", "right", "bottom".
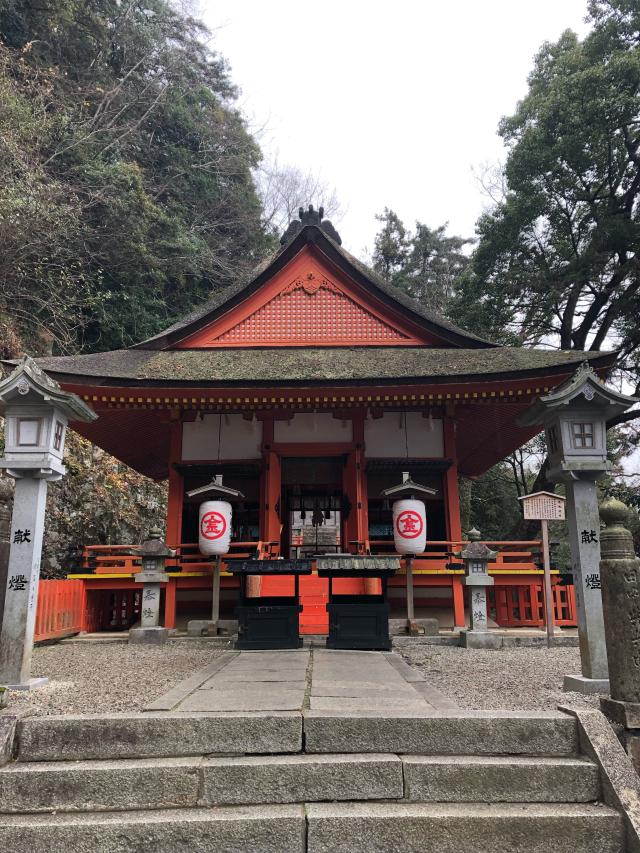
[{"left": 20, "top": 348, "right": 617, "bottom": 390}]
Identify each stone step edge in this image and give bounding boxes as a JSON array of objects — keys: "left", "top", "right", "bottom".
[
  {"left": 0, "top": 800, "right": 620, "bottom": 826},
  {"left": 2, "top": 753, "right": 597, "bottom": 772},
  {"left": 11, "top": 710, "right": 579, "bottom": 762},
  {"left": 0, "top": 753, "right": 600, "bottom": 815}
]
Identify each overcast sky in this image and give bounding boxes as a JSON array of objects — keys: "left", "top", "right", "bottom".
[{"left": 198, "top": 0, "right": 591, "bottom": 258}]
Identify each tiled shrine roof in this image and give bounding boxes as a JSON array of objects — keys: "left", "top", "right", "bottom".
[{"left": 27, "top": 346, "right": 610, "bottom": 387}]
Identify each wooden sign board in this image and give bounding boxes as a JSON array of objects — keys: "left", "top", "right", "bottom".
[{"left": 518, "top": 491, "right": 566, "bottom": 521}]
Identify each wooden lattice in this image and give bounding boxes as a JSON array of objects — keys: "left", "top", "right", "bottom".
[{"left": 212, "top": 278, "right": 410, "bottom": 345}]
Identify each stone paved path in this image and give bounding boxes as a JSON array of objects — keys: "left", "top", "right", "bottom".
[{"left": 147, "top": 648, "right": 456, "bottom": 714}]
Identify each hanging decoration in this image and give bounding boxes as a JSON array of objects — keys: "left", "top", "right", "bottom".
[
  {"left": 380, "top": 472, "right": 437, "bottom": 556},
  {"left": 187, "top": 474, "right": 245, "bottom": 557}
]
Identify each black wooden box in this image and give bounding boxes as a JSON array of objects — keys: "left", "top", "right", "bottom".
[{"left": 326, "top": 595, "right": 391, "bottom": 651}]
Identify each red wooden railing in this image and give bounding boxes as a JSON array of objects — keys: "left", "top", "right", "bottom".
[
  {"left": 492, "top": 582, "right": 577, "bottom": 628},
  {"left": 34, "top": 579, "right": 85, "bottom": 642},
  {"left": 68, "top": 538, "right": 576, "bottom": 631},
  {"left": 368, "top": 539, "right": 544, "bottom": 573},
  {"left": 81, "top": 541, "right": 261, "bottom": 574},
  {"left": 81, "top": 539, "right": 545, "bottom": 574}
]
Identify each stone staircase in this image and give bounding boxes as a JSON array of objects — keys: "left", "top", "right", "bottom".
[{"left": 0, "top": 709, "right": 627, "bottom": 852}]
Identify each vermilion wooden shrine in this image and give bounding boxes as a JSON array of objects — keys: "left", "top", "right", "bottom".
[{"left": 33, "top": 208, "right": 611, "bottom": 636}]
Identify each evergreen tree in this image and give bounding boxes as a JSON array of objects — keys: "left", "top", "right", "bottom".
[{"left": 372, "top": 210, "right": 469, "bottom": 315}]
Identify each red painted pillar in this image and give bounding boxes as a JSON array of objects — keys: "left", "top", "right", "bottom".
[
  {"left": 166, "top": 418, "right": 184, "bottom": 550},
  {"left": 443, "top": 410, "right": 465, "bottom": 628},
  {"left": 452, "top": 576, "right": 466, "bottom": 628},
  {"left": 443, "top": 413, "right": 462, "bottom": 542},
  {"left": 79, "top": 580, "right": 89, "bottom": 633},
  {"left": 260, "top": 418, "right": 282, "bottom": 548},
  {"left": 164, "top": 579, "right": 177, "bottom": 629},
  {"left": 343, "top": 412, "right": 368, "bottom": 554},
  {"left": 255, "top": 417, "right": 281, "bottom": 598}
]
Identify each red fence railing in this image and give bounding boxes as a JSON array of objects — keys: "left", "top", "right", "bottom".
[
  {"left": 34, "top": 579, "right": 84, "bottom": 642},
  {"left": 81, "top": 541, "right": 261, "bottom": 574}
]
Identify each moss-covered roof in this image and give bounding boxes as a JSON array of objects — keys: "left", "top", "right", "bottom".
[
  {"left": 134, "top": 224, "right": 493, "bottom": 350},
  {"left": 30, "top": 347, "right": 612, "bottom": 387}
]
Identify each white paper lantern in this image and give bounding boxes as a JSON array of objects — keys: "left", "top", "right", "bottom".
[
  {"left": 392, "top": 498, "right": 427, "bottom": 555},
  {"left": 198, "top": 500, "right": 232, "bottom": 556}
]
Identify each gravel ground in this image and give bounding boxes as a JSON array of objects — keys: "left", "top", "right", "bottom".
[
  {"left": 5, "top": 641, "right": 227, "bottom": 716},
  {"left": 400, "top": 645, "right": 603, "bottom": 711}
]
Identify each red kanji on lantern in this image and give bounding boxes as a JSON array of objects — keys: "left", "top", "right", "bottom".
[
  {"left": 396, "top": 509, "right": 423, "bottom": 539},
  {"left": 200, "top": 511, "right": 227, "bottom": 540}
]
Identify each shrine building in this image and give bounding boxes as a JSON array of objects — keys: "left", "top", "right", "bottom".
[{"left": 30, "top": 207, "right": 614, "bottom": 635}]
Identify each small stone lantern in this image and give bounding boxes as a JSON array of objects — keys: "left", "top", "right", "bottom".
[
  {"left": 455, "top": 528, "right": 500, "bottom": 650},
  {"left": 129, "top": 529, "right": 175, "bottom": 645}
]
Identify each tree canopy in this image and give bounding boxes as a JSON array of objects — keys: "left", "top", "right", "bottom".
[
  {"left": 0, "top": 0, "right": 271, "bottom": 354},
  {"left": 451, "top": 0, "right": 640, "bottom": 404},
  {"left": 372, "top": 209, "right": 469, "bottom": 315}
]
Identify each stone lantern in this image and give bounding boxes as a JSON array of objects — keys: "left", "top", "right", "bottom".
[
  {"left": 455, "top": 528, "right": 499, "bottom": 649},
  {"left": 0, "top": 357, "right": 96, "bottom": 688},
  {"left": 129, "top": 528, "right": 176, "bottom": 645},
  {"left": 519, "top": 362, "right": 637, "bottom": 692}
]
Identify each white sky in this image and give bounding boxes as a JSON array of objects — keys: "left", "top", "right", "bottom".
[{"left": 198, "top": 0, "right": 591, "bottom": 258}]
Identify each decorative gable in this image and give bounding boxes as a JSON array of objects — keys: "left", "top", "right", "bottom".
[
  {"left": 176, "top": 247, "right": 434, "bottom": 348},
  {"left": 213, "top": 274, "right": 410, "bottom": 345}
]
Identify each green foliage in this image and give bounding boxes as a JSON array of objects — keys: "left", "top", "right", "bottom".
[
  {"left": 372, "top": 209, "right": 469, "bottom": 315},
  {"left": 0, "top": 0, "right": 271, "bottom": 353},
  {"left": 464, "top": 466, "right": 524, "bottom": 541},
  {"left": 42, "top": 433, "right": 167, "bottom": 577},
  {"left": 452, "top": 0, "right": 640, "bottom": 371}
]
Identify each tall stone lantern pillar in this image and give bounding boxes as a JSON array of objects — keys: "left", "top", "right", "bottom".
[
  {"left": 0, "top": 357, "right": 96, "bottom": 688},
  {"left": 519, "top": 363, "right": 637, "bottom": 693}
]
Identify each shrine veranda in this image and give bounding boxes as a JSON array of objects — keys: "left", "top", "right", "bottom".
[{"left": 22, "top": 209, "right": 616, "bottom": 638}]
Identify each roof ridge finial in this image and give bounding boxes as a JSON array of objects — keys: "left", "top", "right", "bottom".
[{"left": 280, "top": 202, "right": 342, "bottom": 246}]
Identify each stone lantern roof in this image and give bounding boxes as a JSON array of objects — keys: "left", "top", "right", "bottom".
[
  {"left": 455, "top": 528, "right": 498, "bottom": 562},
  {"left": 519, "top": 362, "right": 637, "bottom": 426}
]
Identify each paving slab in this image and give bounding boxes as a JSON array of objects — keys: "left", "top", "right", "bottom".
[
  {"left": 179, "top": 687, "right": 306, "bottom": 713},
  {"left": 164, "top": 647, "right": 445, "bottom": 715},
  {"left": 309, "top": 696, "right": 431, "bottom": 712}
]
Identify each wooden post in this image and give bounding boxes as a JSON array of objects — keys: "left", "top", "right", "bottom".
[
  {"left": 164, "top": 578, "right": 177, "bottom": 630},
  {"left": 443, "top": 413, "right": 462, "bottom": 542},
  {"left": 541, "top": 518, "right": 555, "bottom": 643},
  {"left": 211, "top": 555, "right": 221, "bottom": 624},
  {"left": 452, "top": 575, "right": 466, "bottom": 628},
  {"left": 165, "top": 418, "right": 184, "bottom": 550},
  {"left": 405, "top": 555, "right": 415, "bottom": 623}
]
